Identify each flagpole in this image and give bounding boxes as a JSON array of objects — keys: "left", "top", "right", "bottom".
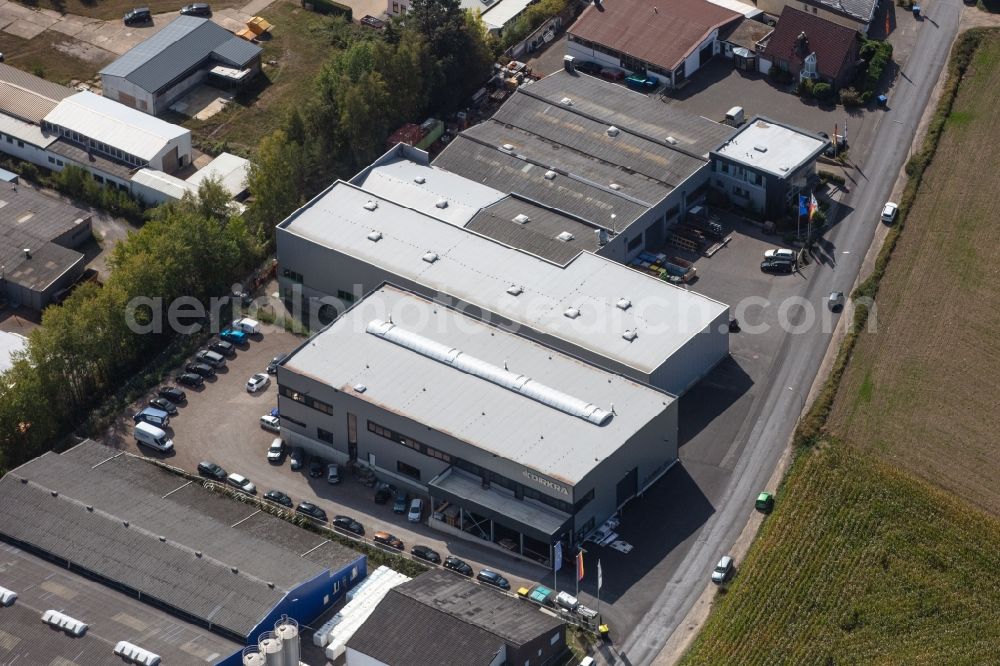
[
  {"left": 597, "top": 560, "right": 602, "bottom": 616},
  {"left": 576, "top": 550, "right": 580, "bottom": 598}
]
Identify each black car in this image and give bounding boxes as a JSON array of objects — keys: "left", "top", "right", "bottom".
[
  {"left": 266, "top": 353, "right": 287, "bottom": 375},
  {"left": 148, "top": 397, "right": 178, "bottom": 416},
  {"left": 185, "top": 362, "right": 215, "bottom": 378},
  {"left": 477, "top": 569, "right": 511, "bottom": 590},
  {"left": 411, "top": 545, "right": 441, "bottom": 564},
  {"left": 374, "top": 482, "right": 395, "bottom": 504},
  {"left": 307, "top": 459, "right": 324, "bottom": 478},
  {"left": 180, "top": 2, "right": 211, "bottom": 16},
  {"left": 123, "top": 7, "right": 151, "bottom": 25},
  {"left": 264, "top": 489, "right": 293, "bottom": 508},
  {"left": 157, "top": 386, "right": 186, "bottom": 403},
  {"left": 209, "top": 340, "right": 235, "bottom": 357},
  {"left": 574, "top": 60, "right": 603, "bottom": 75},
  {"left": 197, "top": 461, "right": 226, "bottom": 481},
  {"left": 177, "top": 372, "right": 204, "bottom": 388},
  {"left": 760, "top": 258, "right": 795, "bottom": 274},
  {"left": 333, "top": 515, "right": 365, "bottom": 536},
  {"left": 296, "top": 502, "right": 328, "bottom": 522},
  {"left": 443, "top": 556, "right": 473, "bottom": 576},
  {"left": 393, "top": 491, "right": 409, "bottom": 514}
]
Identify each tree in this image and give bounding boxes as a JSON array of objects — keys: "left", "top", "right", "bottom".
[{"left": 246, "top": 129, "right": 307, "bottom": 237}]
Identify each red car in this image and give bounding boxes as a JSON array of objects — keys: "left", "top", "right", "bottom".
[{"left": 600, "top": 67, "right": 625, "bottom": 81}]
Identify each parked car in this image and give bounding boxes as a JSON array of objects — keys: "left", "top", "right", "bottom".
[
  {"left": 266, "top": 438, "right": 285, "bottom": 463},
  {"left": 333, "top": 515, "right": 364, "bottom": 536},
  {"left": 123, "top": 7, "right": 151, "bottom": 25},
  {"left": 393, "top": 491, "right": 409, "bottom": 514},
  {"left": 443, "top": 556, "right": 473, "bottom": 576},
  {"left": 246, "top": 373, "right": 270, "bottom": 393},
  {"left": 180, "top": 2, "right": 211, "bottom": 16},
  {"left": 407, "top": 498, "right": 424, "bottom": 523},
  {"left": 148, "top": 397, "right": 177, "bottom": 416},
  {"left": 477, "top": 569, "right": 510, "bottom": 590},
  {"left": 134, "top": 422, "right": 172, "bottom": 452},
  {"left": 266, "top": 353, "right": 287, "bottom": 374},
  {"left": 176, "top": 372, "right": 204, "bottom": 388},
  {"left": 374, "top": 482, "right": 395, "bottom": 504},
  {"left": 828, "top": 291, "right": 845, "bottom": 312},
  {"left": 197, "top": 461, "right": 226, "bottom": 481},
  {"left": 373, "top": 531, "right": 404, "bottom": 550},
  {"left": 411, "top": 545, "right": 441, "bottom": 564},
  {"left": 264, "top": 489, "right": 293, "bottom": 508},
  {"left": 764, "top": 248, "right": 796, "bottom": 261},
  {"left": 881, "top": 201, "right": 898, "bottom": 224},
  {"left": 575, "top": 60, "right": 603, "bottom": 75},
  {"left": 195, "top": 349, "right": 226, "bottom": 368},
  {"left": 711, "top": 555, "right": 735, "bottom": 584},
  {"left": 625, "top": 73, "right": 658, "bottom": 91},
  {"left": 296, "top": 502, "right": 327, "bottom": 522},
  {"left": 760, "top": 258, "right": 794, "bottom": 274},
  {"left": 209, "top": 340, "right": 235, "bottom": 357},
  {"left": 226, "top": 473, "right": 256, "bottom": 494},
  {"left": 260, "top": 414, "right": 280, "bottom": 433},
  {"left": 157, "top": 386, "right": 186, "bottom": 403},
  {"left": 219, "top": 328, "right": 248, "bottom": 345},
  {"left": 600, "top": 67, "right": 625, "bottom": 81},
  {"left": 308, "top": 458, "right": 324, "bottom": 478},
  {"left": 755, "top": 491, "right": 774, "bottom": 513},
  {"left": 289, "top": 447, "right": 304, "bottom": 471},
  {"left": 326, "top": 463, "right": 340, "bottom": 485},
  {"left": 185, "top": 362, "right": 215, "bottom": 378}
]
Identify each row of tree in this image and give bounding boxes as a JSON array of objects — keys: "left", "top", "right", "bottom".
[{"left": 0, "top": 182, "right": 261, "bottom": 473}]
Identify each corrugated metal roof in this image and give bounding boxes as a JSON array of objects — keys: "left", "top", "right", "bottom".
[
  {"left": 479, "top": 0, "right": 535, "bottom": 29},
  {"left": 44, "top": 92, "right": 189, "bottom": 161},
  {"left": 0, "top": 63, "right": 74, "bottom": 123},
  {"left": 281, "top": 181, "right": 728, "bottom": 376},
  {"left": 1, "top": 441, "right": 361, "bottom": 639},
  {"left": 100, "top": 16, "right": 260, "bottom": 94},
  {"left": 0, "top": 112, "right": 56, "bottom": 149},
  {"left": 761, "top": 7, "right": 862, "bottom": 80},
  {"left": 283, "top": 285, "right": 674, "bottom": 483},
  {"left": 185, "top": 151, "right": 250, "bottom": 196}
]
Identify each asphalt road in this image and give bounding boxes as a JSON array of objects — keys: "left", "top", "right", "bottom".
[{"left": 619, "top": 3, "right": 962, "bottom": 663}]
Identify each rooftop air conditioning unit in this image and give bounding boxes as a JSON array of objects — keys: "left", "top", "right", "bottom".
[
  {"left": 367, "top": 230, "right": 383, "bottom": 242},
  {"left": 512, "top": 213, "right": 531, "bottom": 224},
  {"left": 422, "top": 251, "right": 439, "bottom": 263},
  {"left": 622, "top": 329, "right": 638, "bottom": 342},
  {"left": 606, "top": 126, "right": 620, "bottom": 137},
  {"left": 363, "top": 200, "right": 378, "bottom": 211},
  {"left": 506, "top": 284, "right": 523, "bottom": 296},
  {"left": 413, "top": 176, "right": 426, "bottom": 184},
  {"left": 114, "top": 641, "right": 162, "bottom": 666},
  {"left": 435, "top": 198, "right": 448, "bottom": 209},
  {"left": 557, "top": 231, "right": 574, "bottom": 242},
  {"left": 544, "top": 170, "right": 557, "bottom": 180},
  {"left": 41, "top": 610, "right": 88, "bottom": 637},
  {"left": 616, "top": 297, "right": 632, "bottom": 310},
  {"left": 564, "top": 307, "right": 581, "bottom": 319}
]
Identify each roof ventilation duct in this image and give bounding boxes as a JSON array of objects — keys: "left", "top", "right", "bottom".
[
  {"left": 367, "top": 230, "right": 383, "bottom": 242},
  {"left": 557, "top": 231, "right": 574, "bottom": 242},
  {"left": 616, "top": 297, "right": 632, "bottom": 310},
  {"left": 606, "top": 126, "right": 620, "bottom": 137},
  {"left": 506, "top": 284, "right": 523, "bottom": 296},
  {"left": 544, "top": 170, "right": 557, "bottom": 180},
  {"left": 413, "top": 176, "right": 426, "bottom": 184},
  {"left": 114, "top": 641, "right": 162, "bottom": 666},
  {"left": 512, "top": 213, "right": 531, "bottom": 224},
  {"left": 563, "top": 307, "right": 580, "bottom": 319},
  {"left": 435, "top": 198, "right": 448, "bottom": 209},
  {"left": 41, "top": 610, "right": 88, "bottom": 637},
  {"left": 622, "top": 329, "right": 638, "bottom": 342},
  {"left": 559, "top": 97, "right": 573, "bottom": 106},
  {"left": 422, "top": 251, "right": 439, "bottom": 263},
  {"left": 363, "top": 200, "right": 378, "bottom": 211}
]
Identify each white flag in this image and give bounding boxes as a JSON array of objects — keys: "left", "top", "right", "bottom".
[
  {"left": 597, "top": 559, "right": 603, "bottom": 591},
  {"left": 554, "top": 542, "right": 563, "bottom": 571}
]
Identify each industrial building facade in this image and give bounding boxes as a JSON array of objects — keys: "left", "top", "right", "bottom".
[{"left": 277, "top": 285, "right": 679, "bottom": 558}]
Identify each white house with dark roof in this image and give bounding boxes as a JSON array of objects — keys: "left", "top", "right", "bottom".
[{"left": 100, "top": 16, "right": 262, "bottom": 116}]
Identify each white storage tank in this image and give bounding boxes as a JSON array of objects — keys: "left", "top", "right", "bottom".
[
  {"left": 274, "top": 616, "right": 300, "bottom": 666},
  {"left": 258, "top": 631, "right": 283, "bottom": 666},
  {"left": 242, "top": 647, "right": 266, "bottom": 666}
]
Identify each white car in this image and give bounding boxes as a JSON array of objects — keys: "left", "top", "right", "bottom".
[
  {"left": 226, "top": 473, "right": 256, "bottom": 494},
  {"left": 764, "top": 248, "right": 796, "bottom": 261},
  {"left": 326, "top": 462, "right": 340, "bottom": 485},
  {"left": 246, "top": 373, "right": 270, "bottom": 393},
  {"left": 266, "top": 438, "right": 285, "bottom": 463},
  {"left": 407, "top": 498, "right": 424, "bottom": 523},
  {"left": 881, "top": 202, "right": 898, "bottom": 224},
  {"left": 712, "top": 555, "right": 734, "bottom": 584},
  {"left": 259, "top": 414, "right": 280, "bottom": 432}
]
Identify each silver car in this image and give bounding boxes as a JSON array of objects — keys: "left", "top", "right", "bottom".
[{"left": 712, "top": 555, "right": 734, "bottom": 584}]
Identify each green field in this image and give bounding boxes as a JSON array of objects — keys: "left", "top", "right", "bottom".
[{"left": 682, "top": 31, "right": 1000, "bottom": 665}]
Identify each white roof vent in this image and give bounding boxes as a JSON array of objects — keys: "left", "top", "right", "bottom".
[
  {"left": 544, "top": 170, "right": 557, "bottom": 180},
  {"left": 366, "top": 230, "right": 383, "bottom": 242},
  {"left": 609, "top": 183, "right": 621, "bottom": 190},
  {"left": 606, "top": 126, "right": 620, "bottom": 137},
  {"left": 754, "top": 144, "right": 768, "bottom": 152},
  {"left": 422, "top": 251, "right": 439, "bottom": 263},
  {"left": 616, "top": 297, "right": 632, "bottom": 311},
  {"left": 363, "top": 200, "right": 378, "bottom": 211},
  {"left": 42, "top": 609, "right": 88, "bottom": 637},
  {"left": 413, "top": 176, "right": 426, "bottom": 184},
  {"left": 623, "top": 329, "right": 638, "bottom": 342},
  {"left": 512, "top": 213, "right": 531, "bottom": 224},
  {"left": 353, "top": 384, "right": 367, "bottom": 393},
  {"left": 557, "top": 231, "right": 574, "bottom": 242},
  {"left": 564, "top": 307, "right": 581, "bottom": 319},
  {"left": 506, "top": 284, "right": 523, "bottom": 296},
  {"left": 0, "top": 586, "right": 16, "bottom": 607},
  {"left": 502, "top": 143, "right": 515, "bottom": 151},
  {"left": 665, "top": 136, "right": 678, "bottom": 145},
  {"left": 560, "top": 97, "right": 573, "bottom": 106},
  {"left": 435, "top": 198, "right": 448, "bottom": 209},
  {"left": 114, "top": 641, "right": 162, "bottom": 666}
]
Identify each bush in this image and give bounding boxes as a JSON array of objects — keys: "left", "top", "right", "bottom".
[
  {"left": 812, "top": 82, "right": 833, "bottom": 99},
  {"left": 798, "top": 78, "right": 814, "bottom": 98},
  {"left": 839, "top": 87, "right": 864, "bottom": 107},
  {"left": 303, "top": 0, "right": 352, "bottom": 19}
]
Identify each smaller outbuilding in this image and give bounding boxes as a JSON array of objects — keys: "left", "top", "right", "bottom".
[
  {"left": 759, "top": 7, "right": 862, "bottom": 89},
  {"left": 710, "top": 116, "right": 828, "bottom": 218},
  {"left": 0, "top": 331, "right": 28, "bottom": 375}
]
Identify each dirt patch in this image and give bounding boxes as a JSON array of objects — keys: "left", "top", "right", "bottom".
[
  {"left": 0, "top": 30, "right": 111, "bottom": 83},
  {"left": 51, "top": 34, "right": 114, "bottom": 64}
]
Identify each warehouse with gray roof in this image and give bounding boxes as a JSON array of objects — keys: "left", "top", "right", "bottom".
[
  {"left": 0, "top": 440, "right": 366, "bottom": 663},
  {"left": 100, "top": 16, "right": 262, "bottom": 116},
  {"left": 276, "top": 284, "right": 679, "bottom": 557}
]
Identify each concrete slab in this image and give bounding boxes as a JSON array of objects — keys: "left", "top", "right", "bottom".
[
  {"left": 52, "top": 35, "right": 116, "bottom": 65},
  {"left": 3, "top": 18, "right": 48, "bottom": 39},
  {"left": 48, "top": 17, "right": 91, "bottom": 37},
  {"left": 170, "top": 85, "right": 234, "bottom": 120},
  {"left": 20, "top": 9, "right": 60, "bottom": 29}
]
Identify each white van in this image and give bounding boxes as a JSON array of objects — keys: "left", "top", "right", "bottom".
[
  {"left": 232, "top": 317, "right": 260, "bottom": 335},
  {"left": 135, "top": 422, "right": 173, "bottom": 453}
]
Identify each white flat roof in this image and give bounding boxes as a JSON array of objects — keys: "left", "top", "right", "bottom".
[
  {"left": 132, "top": 168, "right": 197, "bottom": 200},
  {"left": 706, "top": 0, "right": 762, "bottom": 18},
  {"left": 0, "top": 331, "right": 28, "bottom": 375},
  {"left": 480, "top": 0, "right": 534, "bottom": 29},
  {"left": 282, "top": 182, "right": 728, "bottom": 376},
  {"left": 43, "top": 92, "right": 189, "bottom": 162},
  {"left": 714, "top": 118, "right": 826, "bottom": 177},
  {"left": 0, "top": 113, "right": 55, "bottom": 149},
  {"left": 186, "top": 152, "right": 250, "bottom": 197},
  {"left": 284, "top": 285, "right": 673, "bottom": 485},
  {"left": 352, "top": 155, "right": 505, "bottom": 227}
]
